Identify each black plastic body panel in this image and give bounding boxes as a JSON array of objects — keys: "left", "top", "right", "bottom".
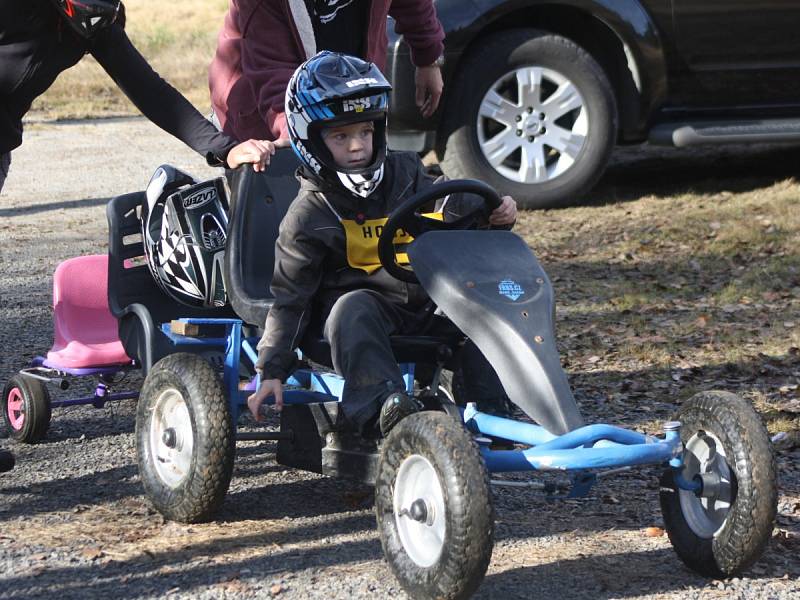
[
  {"left": 408, "top": 230, "right": 584, "bottom": 435},
  {"left": 277, "top": 403, "right": 378, "bottom": 484}
]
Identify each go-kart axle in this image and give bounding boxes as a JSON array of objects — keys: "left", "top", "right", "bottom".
[
  {"left": 399, "top": 498, "right": 435, "bottom": 526},
  {"left": 162, "top": 427, "right": 177, "bottom": 449}
]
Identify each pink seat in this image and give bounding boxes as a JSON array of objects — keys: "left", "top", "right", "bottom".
[{"left": 46, "top": 255, "right": 132, "bottom": 368}]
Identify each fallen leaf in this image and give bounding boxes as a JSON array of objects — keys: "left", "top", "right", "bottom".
[
  {"left": 81, "top": 546, "right": 104, "bottom": 560},
  {"left": 645, "top": 527, "right": 664, "bottom": 537}
]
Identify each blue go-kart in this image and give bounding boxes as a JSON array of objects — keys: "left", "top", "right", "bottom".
[{"left": 5, "top": 150, "right": 777, "bottom": 599}]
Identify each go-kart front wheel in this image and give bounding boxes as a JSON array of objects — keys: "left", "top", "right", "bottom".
[
  {"left": 660, "top": 391, "right": 777, "bottom": 577},
  {"left": 136, "top": 353, "right": 234, "bottom": 523},
  {"left": 3, "top": 374, "right": 51, "bottom": 443},
  {"left": 375, "top": 411, "right": 494, "bottom": 600}
]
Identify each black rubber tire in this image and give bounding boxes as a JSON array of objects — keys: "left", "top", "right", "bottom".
[
  {"left": 2, "top": 374, "right": 51, "bottom": 443},
  {"left": 439, "top": 29, "right": 618, "bottom": 210},
  {"left": 375, "top": 411, "right": 494, "bottom": 599},
  {"left": 136, "top": 353, "right": 235, "bottom": 523},
  {"left": 660, "top": 391, "right": 777, "bottom": 577}
]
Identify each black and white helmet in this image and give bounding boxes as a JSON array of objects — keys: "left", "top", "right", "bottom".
[
  {"left": 286, "top": 51, "right": 392, "bottom": 198},
  {"left": 49, "top": 0, "right": 122, "bottom": 38},
  {"left": 141, "top": 165, "right": 229, "bottom": 308}
]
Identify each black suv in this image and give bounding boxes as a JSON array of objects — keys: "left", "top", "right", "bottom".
[{"left": 386, "top": 1, "right": 800, "bottom": 208}]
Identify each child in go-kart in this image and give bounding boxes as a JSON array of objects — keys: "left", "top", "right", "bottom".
[{"left": 248, "top": 51, "right": 517, "bottom": 438}]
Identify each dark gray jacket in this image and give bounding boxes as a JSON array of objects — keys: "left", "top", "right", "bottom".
[{"left": 256, "top": 150, "right": 500, "bottom": 381}]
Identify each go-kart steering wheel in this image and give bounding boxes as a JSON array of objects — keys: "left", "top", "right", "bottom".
[{"left": 378, "top": 179, "right": 502, "bottom": 283}]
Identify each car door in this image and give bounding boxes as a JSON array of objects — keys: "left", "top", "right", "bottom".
[{"left": 670, "top": 0, "right": 800, "bottom": 109}]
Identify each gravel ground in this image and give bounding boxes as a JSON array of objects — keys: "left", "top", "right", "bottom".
[{"left": 1, "top": 118, "right": 799, "bottom": 600}]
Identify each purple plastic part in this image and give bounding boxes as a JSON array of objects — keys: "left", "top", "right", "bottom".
[{"left": 40, "top": 359, "right": 126, "bottom": 376}]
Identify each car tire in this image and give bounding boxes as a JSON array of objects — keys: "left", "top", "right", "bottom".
[
  {"left": 659, "top": 391, "right": 777, "bottom": 577},
  {"left": 136, "top": 353, "right": 235, "bottom": 523},
  {"left": 375, "top": 411, "right": 494, "bottom": 599},
  {"left": 439, "top": 29, "right": 618, "bottom": 209}
]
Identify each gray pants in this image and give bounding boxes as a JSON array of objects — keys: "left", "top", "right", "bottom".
[
  {"left": 323, "top": 289, "right": 508, "bottom": 431},
  {"left": 0, "top": 152, "right": 10, "bottom": 194}
]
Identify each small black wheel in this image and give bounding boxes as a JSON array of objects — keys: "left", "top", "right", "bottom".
[
  {"left": 136, "top": 353, "right": 235, "bottom": 523},
  {"left": 660, "top": 391, "right": 777, "bottom": 577},
  {"left": 2, "top": 374, "right": 51, "bottom": 443},
  {"left": 439, "top": 29, "right": 617, "bottom": 209},
  {"left": 375, "top": 411, "right": 494, "bottom": 599}
]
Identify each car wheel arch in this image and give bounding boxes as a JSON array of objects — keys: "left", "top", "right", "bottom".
[{"left": 435, "top": 0, "right": 667, "bottom": 149}]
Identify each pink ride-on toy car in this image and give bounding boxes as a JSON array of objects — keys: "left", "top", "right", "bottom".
[{"left": 2, "top": 254, "right": 138, "bottom": 443}]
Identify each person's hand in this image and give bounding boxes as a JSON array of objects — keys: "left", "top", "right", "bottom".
[
  {"left": 226, "top": 138, "right": 289, "bottom": 172},
  {"left": 489, "top": 195, "right": 517, "bottom": 226},
  {"left": 415, "top": 64, "right": 443, "bottom": 118},
  {"left": 247, "top": 378, "right": 283, "bottom": 422}
]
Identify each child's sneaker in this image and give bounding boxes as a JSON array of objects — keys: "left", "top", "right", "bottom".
[{"left": 379, "top": 392, "right": 420, "bottom": 436}]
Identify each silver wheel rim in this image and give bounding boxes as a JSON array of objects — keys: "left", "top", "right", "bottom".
[
  {"left": 149, "top": 388, "right": 194, "bottom": 489},
  {"left": 678, "top": 430, "right": 734, "bottom": 538},
  {"left": 477, "top": 66, "right": 588, "bottom": 184},
  {"left": 393, "top": 454, "right": 446, "bottom": 567}
]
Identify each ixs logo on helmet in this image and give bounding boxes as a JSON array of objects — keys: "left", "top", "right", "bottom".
[
  {"left": 182, "top": 187, "right": 217, "bottom": 210},
  {"left": 345, "top": 77, "right": 378, "bottom": 88},
  {"left": 343, "top": 98, "right": 372, "bottom": 113},
  {"left": 295, "top": 140, "right": 322, "bottom": 173}
]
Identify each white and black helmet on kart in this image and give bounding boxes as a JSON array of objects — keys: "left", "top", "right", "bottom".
[
  {"left": 141, "top": 165, "right": 229, "bottom": 309},
  {"left": 286, "top": 51, "right": 392, "bottom": 199},
  {"left": 49, "top": 0, "right": 123, "bottom": 39}
]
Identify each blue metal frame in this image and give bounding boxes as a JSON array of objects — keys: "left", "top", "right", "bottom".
[
  {"left": 161, "top": 317, "right": 692, "bottom": 497},
  {"left": 463, "top": 404, "right": 683, "bottom": 472}
]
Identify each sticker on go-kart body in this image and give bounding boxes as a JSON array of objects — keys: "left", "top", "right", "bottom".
[{"left": 498, "top": 279, "right": 525, "bottom": 301}]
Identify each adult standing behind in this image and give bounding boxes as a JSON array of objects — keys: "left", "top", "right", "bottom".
[
  {"left": 0, "top": 0, "right": 276, "bottom": 194},
  {"left": 209, "top": 0, "right": 444, "bottom": 143}
]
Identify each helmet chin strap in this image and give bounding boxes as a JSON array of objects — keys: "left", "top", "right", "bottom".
[{"left": 337, "top": 164, "right": 385, "bottom": 198}]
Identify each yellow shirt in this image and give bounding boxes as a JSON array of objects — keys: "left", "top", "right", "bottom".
[{"left": 340, "top": 212, "right": 444, "bottom": 274}]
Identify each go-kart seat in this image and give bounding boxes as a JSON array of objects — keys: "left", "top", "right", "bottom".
[
  {"left": 46, "top": 255, "right": 132, "bottom": 368},
  {"left": 106, "top": 191, "right": 237, "bottom": 374},
  {"left": 223, "top": 150, "right": 463, "bottom": 368},
  {"left": 224, "top": 149, "right": 302, "bottom": 328}
]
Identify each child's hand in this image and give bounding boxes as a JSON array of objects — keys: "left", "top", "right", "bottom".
[
  {"left": 489, "top": 195, "right": 517, "bottom": 226},
  {"left": 226, "top": 138, "right": 288, "bottom": 172},
  {"left": 247, "top": 378, "right": 284, "bottom": 421}
]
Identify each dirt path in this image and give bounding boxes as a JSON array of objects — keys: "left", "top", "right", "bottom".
[{"left": 1, "top": 118, "right": 798, "bottom": 600}]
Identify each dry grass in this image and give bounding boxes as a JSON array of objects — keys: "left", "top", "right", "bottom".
[
  {"left": 29, "top": 0, "right": 229, "bottom": 119},
  {"left": 513, "top": 145, "right": 800, "bottom": 437}
]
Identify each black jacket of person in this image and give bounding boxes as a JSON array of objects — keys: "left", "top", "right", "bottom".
[{"left": 0, "top": 0, "right": 237, "bottom": 162}]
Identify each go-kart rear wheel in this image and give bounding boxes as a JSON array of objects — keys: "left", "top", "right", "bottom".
[
  {"left": 375, "top": 411, "right": 494, "bottom": 600},
  {"left": 660, "top": 391, "right": 777, "bottom": 577},
  {"left": 136, "top": 353, "right": 234, "bottom": 523},
  {"left": 2, "top": 374, "right": 51, "bottom": 443}
]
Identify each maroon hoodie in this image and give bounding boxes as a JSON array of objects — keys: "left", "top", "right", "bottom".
[{"left": 208, "top": 0, "right": 444, "bottom": 142}]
